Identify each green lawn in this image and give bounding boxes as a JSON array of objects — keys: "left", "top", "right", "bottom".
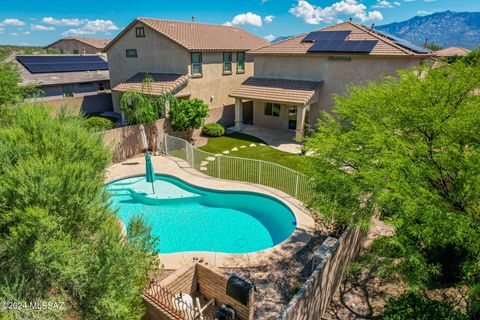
[{"left": 198, "top": 132, "right": 310, "bottom": 174}]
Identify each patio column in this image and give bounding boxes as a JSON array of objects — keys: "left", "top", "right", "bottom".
[
  {"left": 234, "top": 98, "right": 243, "bottom": 131},
  {"left": 295, "top": 105, "right": 307, "bottom": 141}
]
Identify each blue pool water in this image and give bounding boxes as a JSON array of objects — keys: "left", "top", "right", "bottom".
[{"left": 106, "top": 175, "right": 296, "bottom": 254}]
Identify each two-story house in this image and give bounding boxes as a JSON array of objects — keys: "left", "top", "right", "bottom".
[
  {"left": 230, "top": 21, "right": 433, "bottom": 140},
  {"left": 104, "top": 18, "right": 268, "bottom": 125}
]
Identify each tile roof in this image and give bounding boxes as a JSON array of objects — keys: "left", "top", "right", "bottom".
[
  {"left": 230, "top": 77, "right": 323, "bottom": 105},
  {"left": 46, "top": 37, "right": 111, "bottom": 49},
  {"left": 112, "top": 73, "right": 189, "bottom": 96},
  {"left": 435, "top": 46, "right": 471, "bottom": 57},
  {"left": 105, "top": 18, "right": 268, "bottom": 52},
  {"left": 250, "top": 21, "right": 432, "bottom": 57}
]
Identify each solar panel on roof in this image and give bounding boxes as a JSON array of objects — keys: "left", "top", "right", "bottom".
[
  {"left": 302, "top": 31, "right": 351, "bottom": 43},
  {"left": 16, "top": 55, "right": 108, "bottom": 74},
  {"left": 372, "top": 29, "right": 432, "bottom": 54},
  {"left": 308, "top": 40, "right": 378, "bottom": 53}
]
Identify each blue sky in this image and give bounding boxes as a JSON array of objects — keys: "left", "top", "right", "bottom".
[{"left": 0, "top": 0, "right": 479, "bottom": 45}]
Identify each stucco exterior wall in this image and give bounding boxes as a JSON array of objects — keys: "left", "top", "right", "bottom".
[
  {"left": 253, "top": 54, "right": 421, "bottom": 126},
  {"left": 106, "top": 21, "right": 254, "bottom": 126},
  {"left": 47, "top": 39, "right": 99, "bottom": 54},
  {"left": 252, "top": 100, "right": 292, "bottom": 131}
]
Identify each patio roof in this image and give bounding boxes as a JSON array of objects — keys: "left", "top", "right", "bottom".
[
  {"left": 230, "top": 77, "right": 323, "bottom": 105},
  {"left": 112, "top": 73, "right": 189, "bottom": 96}
]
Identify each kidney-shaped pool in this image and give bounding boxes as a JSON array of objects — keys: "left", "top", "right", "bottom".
[{"left": 107, "top": 175, "right": 297, "bottom": 254}]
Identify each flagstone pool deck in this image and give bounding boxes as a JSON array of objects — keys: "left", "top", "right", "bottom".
[{"left": 106, "top": 154, "right": 316, "bottom": 270}]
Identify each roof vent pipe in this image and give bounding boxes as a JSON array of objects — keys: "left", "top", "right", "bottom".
[
  {"left": 349, "top": 17, "right": 352, "bottom": 22},
  {"left": 424, "top": 37, "right": 429, "bottom": 48},
  {"left": 370, "top": 23, "right": 375, "bottom": 31},
  {"left": 192, "top": 16, "right": 195, "bottom": 22}
]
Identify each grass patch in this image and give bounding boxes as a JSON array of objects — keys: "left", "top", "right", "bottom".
[{"left": 198, "top": 132, "right": 310, "bottom": 173}]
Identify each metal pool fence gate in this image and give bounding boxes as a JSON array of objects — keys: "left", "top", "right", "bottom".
[{"left": 163, "top": 134, "right": 315, "bottom": 204}]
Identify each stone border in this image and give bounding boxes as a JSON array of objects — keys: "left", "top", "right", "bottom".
[{"left": 106, "top": 154, "right": 315, "bottom": 269}]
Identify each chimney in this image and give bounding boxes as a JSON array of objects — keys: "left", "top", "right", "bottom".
[
  {"left": 192, "top": 16, "right": 195, "bottom": 23},
  {"left": 370, "top": 23, "right": 375, "bottom": 31},
  {"left": 424, "top": 37, "right": 429, "bottom": 48}
]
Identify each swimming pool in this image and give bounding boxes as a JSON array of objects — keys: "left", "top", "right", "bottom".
[{"left": 107, "top": 175, "right": 297, "bottom": 254}]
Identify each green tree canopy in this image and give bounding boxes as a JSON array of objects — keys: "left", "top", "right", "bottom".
[
  {"left": 0, "top": 104, "right": 160, "bottom": 319},
  {"left": 168, "top": 98, "right": 209, "bottom": 140},
  {"left": 306, "top": 61, "right": 480, "bottom": 313}
]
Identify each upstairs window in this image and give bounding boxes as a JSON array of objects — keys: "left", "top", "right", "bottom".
[
  {"left": 236, "top": 52, "right": 245, "bottom": 73},
  {"left": 126, "top": 49, "right": 138, "bottom": 58},
  {"left": 264, "top": 102, "right": 280, "bottom": 117},
  {"left": 223, "top": 52, "right": 232, "bottom": 74},
  {"left": 191, "top": 52, "right": 202, "bottom": 76},
  {"left": 136, "top": 27, "right": 145, "bottom": 38}
]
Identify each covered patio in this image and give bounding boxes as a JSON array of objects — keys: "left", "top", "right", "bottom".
[{"left": 230, "top": 77, "right": 323, "bottom": 141}]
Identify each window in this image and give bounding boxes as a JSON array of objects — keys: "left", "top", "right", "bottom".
[
  {"left": 98, "top": 82, "right": 105, "bottom": 91},
  {"left": 264, "top": 102, "right": 281, "bottom": 117},
  {"left": 126, "top": 49, "right": 138, "bottom": 57},
  {"left": 236, "top": 52, "right": 245, "bottom": 73},
  {"left": 62, "top": 85, "right": 73, "bottom": 98},
  {"left": 223, "top": 52, "right": 232, "bottom": 74},
  {"left": 191, "top": 52, "right": 202, "bottom": 76},
  {"left": 79, "top": 82, "right": 93, "bottom": 88},
  {"left": 73, "top": 49, "right": 79, "bottom": 54},
  {"left": 136, "top": 27, "right": 145, "bottom": 38}
]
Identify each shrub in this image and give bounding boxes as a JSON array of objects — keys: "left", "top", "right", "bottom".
[
  {"left": 383, "top": 292, "right": 467, "bottom": 320},
  {"left": 202, "top": 123, "right": 225, "bottom": 137},
  {"left": 0, "top": 104, "right": 160, "bottom": 319},
  {"left": 168, "top": 98, "right": 209, "bottom": 140},
  {"left": 85, "top": 116, "right": 114, "bottom": 131}
]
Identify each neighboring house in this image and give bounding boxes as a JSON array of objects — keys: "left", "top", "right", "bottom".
[
  {"left": 9, "top": 54, "right": 113, "bottom": 114},
  {"left": 45, "top": 37, "right": 111, "bottom": 54},
  {"left": 103, "top": 18, "right": 268, "bottom": 126},
  {"left": 436, "top": 46, "right": 471, "bottom": 57},
  {"left": 230, "top": 22, "right": 434, "bottom": 140}
]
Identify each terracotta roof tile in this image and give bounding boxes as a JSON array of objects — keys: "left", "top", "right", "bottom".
[
  {"left": 435, "top": 46, "right": 471, "bottom": 57},
  {"left": 113, "top": 73, "right": 189, "bottom": 96},
  {"left": 250, "top": 21, "right": 432, "bottom": 57},
  {"left": 136, "top": 18, "right": 269, "bottom": 51},
  {"left": 230, "top": 77, "right": 323, "bottom": 105},
  {"left": 46, "top": 37, "right": 111, "bottom": 49}
]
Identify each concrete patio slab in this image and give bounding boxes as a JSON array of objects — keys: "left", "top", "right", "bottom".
[{"left": 230, "top": 125, "right": 302, "bottom": 154}]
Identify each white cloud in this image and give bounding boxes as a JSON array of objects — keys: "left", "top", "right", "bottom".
[
  {"left": 23, "top": 31, "right": 31, "bottom": 35},
  {"left": 372, "top": 0, "right": 400, "bottom": 8},
  {"left": 417, "top": 10, "right": 432, "bottom": 15},
  {"left": 264, "top": 15, "right": 275, "bottom": 23},
  {"left": 10, "top": 32, "right": 18, "bottom": 36},
  {"left": 61, "top": 19, "right": 119, "bottom": 36},
  {"left": 289, "top": 0, "right": 383, "bottom": 24},
  {"left": 31, "top": 24, "right": 55, "bottom": 31},
  {"left": 224, "top": 12, "right": 263, "bottom": 27},
  {"left": 42, "top": 17, "right": 86, "bottom": 26},
  {"left": 264, "top": 34, "right": 276, "bottom": 42},
  {"left": 0, "top": 18, "right": 26, "bottom": 27}
]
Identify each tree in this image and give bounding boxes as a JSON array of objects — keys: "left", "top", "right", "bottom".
[
  {"left": 120, "top": 73, "right": 175, "bottom": 151},
  {"left": 426, "top": 42, "right": 443, "bottom": 51},
  {"left": 168, "top": 98, "right": 209, "bottom": 141},
  {"left": 0, "top": 62, "right": 42, "bottom": 106},
  {"left": 305, "top": 61, "right": 480, "bottom": 314},
  {"left": 0, "top": 104, "right": 160, "bottom": 319}
]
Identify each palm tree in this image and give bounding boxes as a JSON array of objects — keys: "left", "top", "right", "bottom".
[{"left": 119, "top": 73, "right": 178, "bottom": 152}]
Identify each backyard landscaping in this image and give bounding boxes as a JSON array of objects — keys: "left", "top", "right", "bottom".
[{"left": 198, "top": 132, "right": 310, "bottom": 174}]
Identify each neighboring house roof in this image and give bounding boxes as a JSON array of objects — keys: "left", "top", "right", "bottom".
[
  {"left": 113, "top": 73, "right": 190, "bottom": 96},
  {"left": 104, "top": 18, "right": 269, "bottom": 52},
  {"left": 250, "top": 21, "right": 432, "bottom": 57},
  {"left": 230, "top": 77, "right": 324, "bottom": 105},
  {"left": 436, "top": 46, "right": 471, "bottom": 57},
  {"left": 9, "top": 54, "right": 110, "bottom": 86},
  {"left": 45, "top": 37, "right": 111, "bottom": 50}
]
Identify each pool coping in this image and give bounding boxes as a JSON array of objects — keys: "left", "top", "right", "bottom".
[{"left": 106, "top": 154, "right": 316, "bottom": 269}]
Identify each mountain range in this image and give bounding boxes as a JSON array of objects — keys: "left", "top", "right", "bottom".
[{"left": 376, "top": 11, "right": 480, "bottom": 49}]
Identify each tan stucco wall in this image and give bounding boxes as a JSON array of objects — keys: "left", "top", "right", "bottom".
[
  {"left": 252, "top": 100, "right": 292, "bottom": 131},
  {"left": 253, "top": 54, "right": 422, "bottom": 126},
  {"left": 106, "top": 21, "right": 254, "bottom": 126},
  {"left": 47, "top": 39, "right": 99, "bottom": 54}
]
